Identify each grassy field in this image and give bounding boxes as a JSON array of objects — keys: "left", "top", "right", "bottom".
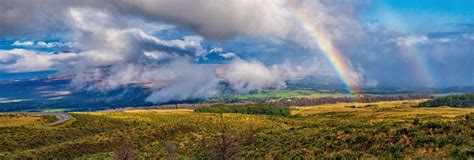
[
  {"left": 0, "top": 114, "right": 56, "bottom": 127},
  {"left": 0, "top": 100, "right": 473, "bottom": 159},
  {"left": 291, "top": 100, "right": 474, "bottom": 118}
]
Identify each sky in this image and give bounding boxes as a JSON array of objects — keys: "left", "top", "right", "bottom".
[{"left": 0, "top": 0, "right": 473, "bottom": 102}]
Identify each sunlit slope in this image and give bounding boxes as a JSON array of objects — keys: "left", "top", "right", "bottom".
[
  {"left": 292, "top": 100, "right": 474, "bottom": 118},
  {"left": 0, "top": 114, "right": 57, "bottom": 127},
  {"left": 0, "top": 100, "right": 473, "bottom": 159}
]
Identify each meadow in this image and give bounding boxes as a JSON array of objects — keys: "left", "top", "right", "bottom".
[
  {"left": 0, "top": 114, "right": 57, "bottom": 127},
  {"left": 0, "top": 100, "right": 473, "bottom": 159}
]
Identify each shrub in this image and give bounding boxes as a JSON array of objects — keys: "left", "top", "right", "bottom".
[
  {"left": 194, "top": 104, "right": 290, "bottom": 116},
  {"left": 114, "top": 139, "right": 135, "bottom": 160},
  {"left": 423, "top": 121, "right": 444, "bottom": 130},
  {"left": 412, "top": 117, "right": 420, "bottom": 125},
  {"left": 452, "top": 147, "right": 474, "bottom": 159},
  {"left": 418, "top": 93, "right": 474, "bottom": 108}
]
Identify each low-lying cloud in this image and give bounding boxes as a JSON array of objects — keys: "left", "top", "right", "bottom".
[{"left": 223, "top": 59, "right": 319, "bottom": 93}]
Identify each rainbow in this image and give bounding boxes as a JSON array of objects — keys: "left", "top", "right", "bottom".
[
  {"left": 288, "top": 7, "right": 362, "bottom": 95},
  {"left": 371, "top": 6, "right": 437, "bottom": 87},
  {"left": 398, "top": 46, "right": 436, "bottom": 87}
]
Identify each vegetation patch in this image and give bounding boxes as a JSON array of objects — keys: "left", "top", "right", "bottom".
[
  {"left": 418, "top": 94, "right": 474, "bottom": 108},
  {"left": 194, "top": 104, "right": 290, "bottom": 116},
  {"left": 1, "top": 102, "right": 474, "bottom": 159},
  {"left": 0, "top": 114, "right": 53, "bottom": 127}
]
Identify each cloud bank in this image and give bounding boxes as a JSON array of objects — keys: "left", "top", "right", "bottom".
[
  {"left": 0, "top": 0, "right": 295, "bottom": 39},
  {"left": 1, "top": 0, "right": 472, "bottom": 103},
  {"left": 1, "top": 7, "right": 221, "bottom": 103},
  {"left": 0, "top": 0, "right": 345, "bottom": 103}
]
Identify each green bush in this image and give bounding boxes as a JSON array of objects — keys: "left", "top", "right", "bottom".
[
  {"left": 418, "top": 93, "right": 474, "bottom": 108},
  {"left": 412, "top": 117, "right": 421, "bottom": 125},
  {"left": 452, "top": 147, "right": 474, "bottom": 159},
  {"left": 194, "top": 104, "right": 290, "bottom": 116}
]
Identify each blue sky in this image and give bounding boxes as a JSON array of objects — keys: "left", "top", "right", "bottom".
[
  {"left": 358, "top": 0, "right": 474, "bottom": 86},
  {"left": 362, "top": 0, "right": 473, "bottom": 31}
]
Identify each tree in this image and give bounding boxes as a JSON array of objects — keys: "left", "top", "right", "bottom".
[
  {"left": 114, "top": 133, "right": 135, "bottom": 160},
  {"left": 210, "top": 115, "right": 240, "bottom": 160}
]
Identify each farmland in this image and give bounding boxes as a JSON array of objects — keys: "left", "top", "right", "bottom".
[{"left": 0, "top": 100, "right": 473, "bottom": 159}]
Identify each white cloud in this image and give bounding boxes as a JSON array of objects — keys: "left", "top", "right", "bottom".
[
  {"left": 223, "top": 59, "right": 286, "bottom": 92},
  {"left": 210, "top": 47, "right": 224, "bottom": 53},
  {"left": 12, "top": 41, "right": 34, "bottom": 46},
  {"left": 220, "top": 52, "right": 236, "bottom": 59},
  {"left": 36, "top": 41, "right": 65, "bottom": 48},
  {"left": 394, "top": 35, "right": 429, "bottom": 46},
  {"left": 209, "top": 47, "right": 236, "bottom": 59},
  {"left": 394, "top": 35, "right": 458, "bottom": 46},
  {"left": 12, "top": 40, "right": 75, "bottom": 48},
  {"left": 0, "top": 49, "right": 79, "bottom": 72},
  {"left": 0, "top": 51, "right": 21, "bottom": 64},
  {"left": 223, "top": 59, "right": 318, "bottom": 93},
  {"left": 120, "top": 0, "right": 294, "bottom": 39}
]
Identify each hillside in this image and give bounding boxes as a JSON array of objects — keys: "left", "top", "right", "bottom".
[
  {"left": 418, "top": 94, "right": 474, "bottom": 108},
  {"left": 1, "top": 100, "right": 474, "bottom": 159}
]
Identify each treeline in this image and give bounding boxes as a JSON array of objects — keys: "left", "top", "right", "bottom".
[
  {"left": 277, "top": 94, "right": 434, "bottom": 107},
  {"left": 418, "top": 93, "right": 474, "bottom": 108},
  {"left": 194, "top": 104, "right": 290, "bottom": 116}
]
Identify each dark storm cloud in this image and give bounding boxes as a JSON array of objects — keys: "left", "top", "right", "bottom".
[{"left": 0, "top": 0, "right": 295, "bottom": 39}]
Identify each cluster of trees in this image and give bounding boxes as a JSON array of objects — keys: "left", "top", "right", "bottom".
[
  {"left": 194, "top": 104, "right": 290, "bottom": 116},
  {"left": 418, "top": 93, "right": 474, "bottom": 108},
  {"left": 277, "top": 94, "right": 434, "bottom": 107}
]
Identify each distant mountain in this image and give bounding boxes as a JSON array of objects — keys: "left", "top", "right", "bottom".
[
  {"left": 0, "top": 76, "right": 154, "bottom": 112},
  {"left": 0, "top": 70, "right": 57, "bottom": 81},
  {"left": 1, "top": 76, "right": 474, "bottom": 112}
]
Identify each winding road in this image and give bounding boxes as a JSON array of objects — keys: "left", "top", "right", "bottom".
[{"left": 25, "top": 112, "right": 72, "bottom": 126}]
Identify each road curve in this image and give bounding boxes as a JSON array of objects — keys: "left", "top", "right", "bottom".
[{"left": 25, "top": 112, "right": 72, "bottom": 126}]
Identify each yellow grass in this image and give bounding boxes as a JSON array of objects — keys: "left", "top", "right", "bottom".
[
  {"left": 291, "top": 100, "right": 474, "bottom": 123},
  {"left": 0, "top": 115, "right": 43, "bottom": 127},
  {"left": 124, "top": 109, "right": 193, "bottom": 114},
  {"left": 2, "top": 100, "right": 474, "bottom": 158}
]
